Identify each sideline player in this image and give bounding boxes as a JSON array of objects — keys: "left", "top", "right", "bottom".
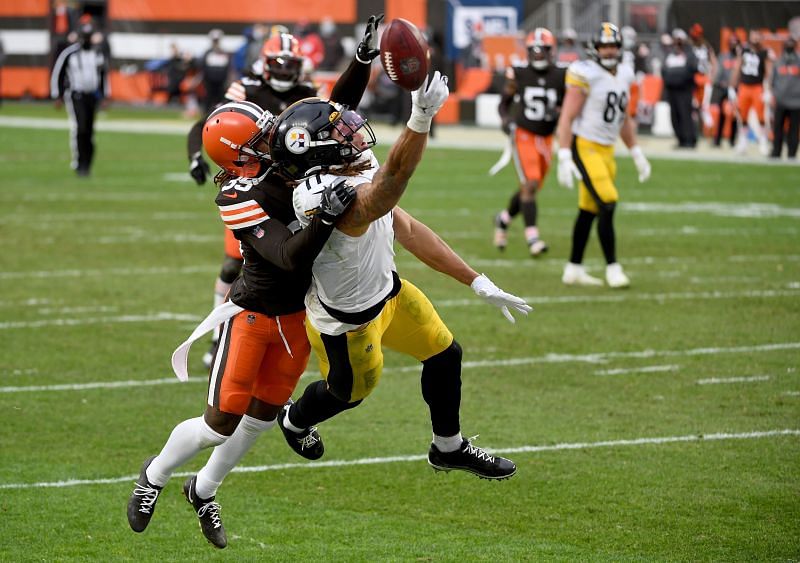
[
  {"left": 269, "top": 84, "right": 530, "bottom": 479},
  {"left": 555, "top": 22, "right": 651, "bottom": 288},
  {"left": 730, "top": 30, "right": 774, "bottom": 155},
  {"left": 186, "top": 17, "right": 384, "bottom": 367},
  {"left": 494, "top": 28, "right": 566, "bottom": 256}
]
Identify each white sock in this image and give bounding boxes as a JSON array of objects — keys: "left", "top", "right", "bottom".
[
  {"left": 146, "top": 417, "right": 227, "bottom": 487},
  {"left": 433, "top": 432, "right": 463, "bottom": 453},
  {"left": 194, "top": 415, "right": 275, "bottom": 499},
  {"left": 282, "top": 409, "right": 305, "bottom": 433}
]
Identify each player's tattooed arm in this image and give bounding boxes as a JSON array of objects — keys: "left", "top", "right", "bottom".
[{"left": 335, "top": 128, "right": 427, "bottom": 235}]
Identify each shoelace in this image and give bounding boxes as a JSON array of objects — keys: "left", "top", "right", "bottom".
[
  {"left": 132, "top": 483, "right": 160, "bottom": 514},
  {"left": 197, "top": 501, "right": 223, "bottom": 529},
  {"left": 298, "top": 428, "right": 319, "bottom": 450},
  {"left": 464, "top": 435, "right": 495, "bottom": 463}
]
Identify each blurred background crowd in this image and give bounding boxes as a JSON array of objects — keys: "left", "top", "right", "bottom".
[{"left": 0, "top": 0, "right": 798, "bottom": 158}]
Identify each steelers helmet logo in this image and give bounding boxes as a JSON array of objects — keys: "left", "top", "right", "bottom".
[{"left": 286, "top": 127, "right": 310, "bottom": 154}]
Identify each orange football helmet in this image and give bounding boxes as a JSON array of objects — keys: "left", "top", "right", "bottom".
[
  {"left": 202, "top": 101, "right": 274, "bottom": 178},
  {"left": 261, "top": 32, "right": 304, "bottom": 91},
  {"left": 526, "top": 28, "right": 556, "bottom": 69}
]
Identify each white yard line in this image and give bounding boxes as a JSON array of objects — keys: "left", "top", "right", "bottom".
[
  {"left": 2, "top": 341, "right": 798, "bottom": 394},
  {"left": 1, "top": 429, "right": 796, "bottom": 490},
  {"left": 594, "top": 365, "right": 680, "bottom": 376},
  {"left": 697, "top": 375, "right": 771, "bottom": 385}
]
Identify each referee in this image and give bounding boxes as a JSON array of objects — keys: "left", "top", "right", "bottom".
[{"left": 50, "top": 21, "right": 110, "bottom": 177}]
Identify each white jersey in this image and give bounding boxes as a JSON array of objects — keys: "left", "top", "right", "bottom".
[
  {"left": 292, "top": 151, "right": 397, "bottom": 335},
  {"left": 566, "top": 59, "right": 635, "bottom": 145}
]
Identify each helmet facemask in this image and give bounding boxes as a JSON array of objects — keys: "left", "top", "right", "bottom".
[
  {"left": 529, "top": 45, "right": 552, "bottom": 70},
  {"left": 266, "top": 54, "right": 303, "bottom": 91},
  {"left": 330, "top": 110, "right": 376, "bottom": 162}
]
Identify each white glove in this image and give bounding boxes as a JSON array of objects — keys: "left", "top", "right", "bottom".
[
  {"left": 762, "top": 89, "right": 773, "bottom": 105},
  {"left": 630, "top": 145, "right": 651, "bottom": 183},
  {"left": 556, "top": 148, "right": 581, "bottom": 190},
  {"left": 470, "top": 274, "right": 532, "bottom": 324},
  {"left": 727, "top": 86, "right": 737, "bottom": 103},
  {"left": 407, "top": 71, "right": 450, "bottom": 133}
]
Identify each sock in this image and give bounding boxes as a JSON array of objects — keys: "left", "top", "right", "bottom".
[
  {"left": 569, "top": 209, "right": 596, "bottom": 265},
  {"left": 194, "top": 415, "right": 275, "bottom": 499},
  {"left": 146, "top": 417, "right": 227, "bottom": 487},
  {"left": 507, "top": 192, "right": 521, "bottom": 218},
  {"left": 597, "top": 204, "right": 617, "bottom": 264},
  {"left": 521, "top": 200, "right": 537, "bottom": 232},
  {"left": 498, "top": 209, "right": 512, "bottom": 227},
  {"left": 421, "top": 341, "right": 462, "bottom": 438},
  {"left": 282, "top": 408, "right": 305, "bottom": 433},
  {"left": 291, "top": 379, "right": 360, "bottom": 429},
  {"left": 433, "top": 433, "right": 464, "bottom": 453},
  {"left": 524, "top": 226, "right": 540, "bottom": 244}
]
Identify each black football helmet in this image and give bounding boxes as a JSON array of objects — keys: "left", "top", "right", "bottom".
[
  {"left": 587, "top": 22, "right": 623, "bottom": 70},
  {"left": 268, "top": 98, "right": 376, "bottom": 180}
]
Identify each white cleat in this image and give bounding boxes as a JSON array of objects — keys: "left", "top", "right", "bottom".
[
  {"left": 529, "top": 239, "right": 548, "bottom": 257},
  {"left": 562, "top": 263, "right": 603, "bottom": 287},
  {"left": 605, "top": 262, "right": 630, "bottom": 289}
]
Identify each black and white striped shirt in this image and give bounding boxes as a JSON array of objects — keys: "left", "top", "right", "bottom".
[{"left": 50, "top": 43, "right": 110, "bottom": 99}]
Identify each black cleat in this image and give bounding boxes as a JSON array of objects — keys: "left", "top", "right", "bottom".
[
  {"left": 127, "top": 455, "right": 162, "bottom": 532},
  {"left": 183, "top": 476, "right": 227, "bottom": 549},
  {"left": 427, "top": 437, "right": 516, "bottom": 480},
  {"left": 277, "top": 400, "right": 324, "bottom": 460}
]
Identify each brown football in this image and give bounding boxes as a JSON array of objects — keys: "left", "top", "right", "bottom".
[{"left": 379, "top": 18, "right": 430, "bottom": 91}]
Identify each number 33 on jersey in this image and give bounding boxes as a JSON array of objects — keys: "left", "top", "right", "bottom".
[{"left": 566, "top": 59, "right": 635, "bottom": 145}]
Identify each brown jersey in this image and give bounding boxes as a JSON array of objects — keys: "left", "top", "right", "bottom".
[
  {"left": 739, "top": 47, "right": 767, "bottom": 85},
  {"left": 508, "top": 64, "right": 567, "bottom": 136},
  {"left": 216, "top": 171, "right": 334, "bottom": 316}
]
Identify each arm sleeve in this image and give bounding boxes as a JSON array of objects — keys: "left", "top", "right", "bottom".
[
  {"left": 50, "top": 48, "right": 71, "bottom": 99},
  {"left": 329, "top": 57, "right": 371, "bottom": 108},
  {"left": 187, "top": 117, "right": 205, "bottom": 160},
  {"left": 236, "top": 216, "right": 334, "bottom": 272}
]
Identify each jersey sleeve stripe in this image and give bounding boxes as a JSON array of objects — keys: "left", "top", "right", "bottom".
[
  {"left": 223, "top": 215, "right": 269, "bottom": 230},
  {"left": 566, "top": 71, "right": 589, "bottom": 91},
  {"left": 218, "top": 200, "right": 263, "bottom": 212}
]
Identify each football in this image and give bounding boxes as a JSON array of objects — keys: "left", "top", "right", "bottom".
[{"left": 379, "top": 18, "right": 430, "bottom": 91}]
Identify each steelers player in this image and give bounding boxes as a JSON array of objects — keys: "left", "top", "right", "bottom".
[
  {"left": 556, "top": 22, "right": 651, "bottom": 288},
  {"left": 495, "top": 28, "right": 566, "bottom": 257}
]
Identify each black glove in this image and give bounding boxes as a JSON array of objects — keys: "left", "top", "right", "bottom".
[
  {"left": 189, "top": 153, "right": 211, "bottom": 185},
  {"left": 501, "top": 119, "right": 511, "bottom": 136},
  {"left": 356, "top": 13, "right": 384, "bottom": 63},
  {"left": 318, "top": 178, "right": 356, "bottom": 225}
]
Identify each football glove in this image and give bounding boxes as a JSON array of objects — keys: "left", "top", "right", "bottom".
[
  {"left": 356, "top": 13, "right": 384, "bottom": 64},
  {"left": 557, "top": 148, "right": 581, "bottom": 190},
  {"left": 501, "top": 118, "right": 511, "bottom": 136},
  {"left": 189, "top": 152, "right": 210, "bottom": 185},
  {"left": 407, "top": 71, "right": 450, "bottom": 133},
  {"left": 470, "top": 274, "right": 532, "bottom": 324},
  {"left": 727, "top": 86, "right": 737, "bottom": 104},
  {"left": 630, "top": 145, "right": 651, "bottom": 183},
  {"left": 318, "top": 178, "right": 356, "bottom": 225}
]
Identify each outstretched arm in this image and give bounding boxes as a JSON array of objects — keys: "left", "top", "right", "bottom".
[
  {"left": 392, "top": 207, "right": 478, "bottom": 285},
  {"left": 393, "top": 207, "right": 532, "bottom": 323},
  {"left": 335, "top": 72, "right": 450, "bottom": 236}
]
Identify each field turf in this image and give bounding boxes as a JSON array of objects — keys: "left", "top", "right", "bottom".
[{"left": 0, "top": 105, "right": 798, "bottom": 561}]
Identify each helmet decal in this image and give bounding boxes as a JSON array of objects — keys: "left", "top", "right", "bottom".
[{"left": 286, "top": 127, "right": 310, "bottom": 154}]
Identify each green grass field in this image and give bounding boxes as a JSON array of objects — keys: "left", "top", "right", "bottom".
[{"left": 1, "top": 104, "right": 798, "bottom": 561}]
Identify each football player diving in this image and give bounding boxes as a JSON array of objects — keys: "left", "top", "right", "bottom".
[
  {"left": 185, "top": 16, "right": 384, "bottom": 368},
  {"left": 127, "top": 15, "right": 383, "bottom": 549},
  {"left": 556, "top": 22, "right": 651, "bottom": 288},
  {"left": 268, "top": 75, "right": 531, "bottom": 481}
]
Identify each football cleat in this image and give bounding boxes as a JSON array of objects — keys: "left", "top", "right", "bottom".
[
  {"left": 277, "top": 400, "right": 324, "bottom": 460},
  {"left": 493, "top": 213, "right": 508, "bottom": 251},
  {"left": 528, "top": 239, "right": 548, "bottom": 257},
  {"left": 562, "top": 263, "right": 603, "bottom": 286},
  {"left": 183, "top": 476, "right": 227, "bottom": 549},
  {"left": 605, "top": 262, "right": 630, "bottom": 289},
  {"left": 127, "top": 455, "right": 162, "bottom": 533},
  {"left": 428, "top": 437, "right": 516, "bottom": 480}
]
